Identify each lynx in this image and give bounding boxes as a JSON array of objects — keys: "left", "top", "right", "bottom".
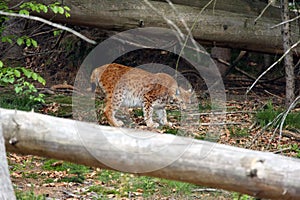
[{"left": 90, "top": 63, "right": 192, "bottom": 128}]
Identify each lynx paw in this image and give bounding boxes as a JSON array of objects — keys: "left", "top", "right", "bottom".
[
  {"left": 147, "top": 122, "right": 160, "bottom": 128},
  {"left": 112, "top": 120, "right": 124, "bottom": 127},
  {"left": 164, "top": 122, "right": 173, "bottom": 127}
]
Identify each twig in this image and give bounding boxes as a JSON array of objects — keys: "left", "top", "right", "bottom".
[
  {"left": 279, "top": 96, "right": 300, "bottom": 139},
  {"left": 200, "top": 122, "right": 246, "bottom": 126},
  {"left": 61, "top": 190, "right": 80, "bottom": 198},
  {"left": 282, "top": 130, "right": 300, "bottom": 141},
  {"left": 234, "top": 66, "right": 257, "bottom": 80},
  {"left": 192, "top": 188, "right": 224, "bottom": 193},
  {"left": 8, "top": 1, "right": 25, "bottom": 10},
  {"left": 264, "top": 90, "right": 284, "bottom": 99},
  {"left": 267, "top": 121, "right": 281, "bottom": 150},
  {"left": 246, "top": 39, "right": 300, "bottom": 94},
  {"left": 165, "top": 0, "right": 201, "bottom": 53},
  {"left": 142, "top": 0, "right": 185, "bottom": 42},
  {"left": 190, "top": 110, "right": 256, "bottom": 116},
  {"left": 173, "top": 0, "right": 215, "bottom": 77},
  {"left": 272, "top": 147, "right": 291, "bottom": 154},
  {"left": 254, "top": 1, "right": 274, "bottom": 24},
  {"left": 0, "top": 11, "right": 97, "bottom": 44},
  {"left": 271, "top": 15, "right": 300, "bottom": 29},
  {"left": 246, "top": 112, "right": 284, "bottom": 149}
]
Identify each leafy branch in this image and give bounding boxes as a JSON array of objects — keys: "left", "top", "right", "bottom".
[{"left": 0, "top": 1, "right": 93, "bottom": 105}]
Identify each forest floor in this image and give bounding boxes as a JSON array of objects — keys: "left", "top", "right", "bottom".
[{"left": 2, "top": 88, "right": 300, "bottom": 200}]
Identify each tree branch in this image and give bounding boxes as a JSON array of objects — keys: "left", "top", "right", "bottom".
[
  {"left": 0, "top": 11, "right": 97, "bottom": 45},
  {"left": 246, "top": 39, "right": 300, "bottom": 94}
]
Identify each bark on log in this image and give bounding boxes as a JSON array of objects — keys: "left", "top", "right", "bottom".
[
  {"left": 1, "top": 108, "right": 300, "bottom": 199},
  {"left": 8, "top": 0, "right": 300, "bottom": 54},
  {"left": 0, "top": 121, "right": 16, "bottom": 199}
]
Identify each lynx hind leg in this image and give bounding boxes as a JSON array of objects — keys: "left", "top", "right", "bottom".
[
  {"left": 143, "top": 101, "right": 159, "bottom": 128},
  {"left": 155, "top": 108, "right": 172, "bottom": 127},
  {"left": 104, "top": 94, "right": 124, "bottom": 127}
]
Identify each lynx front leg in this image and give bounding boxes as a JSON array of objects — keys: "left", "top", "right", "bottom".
[
  {"left": 155, "top": 108, "right": 172, "bottom": 127},
  {"left": 143, "top": 100, "right": 159, "bottom": 128}
]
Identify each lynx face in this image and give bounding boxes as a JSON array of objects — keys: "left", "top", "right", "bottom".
[{"left": 90, "top": 63, "right": 192, "bottom": 128}]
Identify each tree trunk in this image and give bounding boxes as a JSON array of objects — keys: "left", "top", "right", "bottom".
[
  {"left": 0, "top": 123, "right": 16, "bottom": 199},
  {"left": 1, "top": 108, "right": 300, "bottom": 200},
  {"left": 281, "top": 0, "right": 295, "bottom": 107},
  {"left": 8, "top": 0, "right": 300, "bottom": 54}
]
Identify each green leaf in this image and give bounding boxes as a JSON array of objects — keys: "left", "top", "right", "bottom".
[
  {"left": 65, "top": 12, "right": 71, "bottom": 18},
  {"left": 4, "top": 77, "right": 15, "bottom": 84},
  {"left": 17, "top": 37, "right": 24, "bottom": 46},
  {"left": 31, "top": 39, "right": 38, "bottom": 48},
  {"left": 53, "top": 30, "right": 62, "bottom": 36},
  {"left": 2, "top": 36, "right": 12, "bottom": 44},
  {"left": 14, "top": 69, "right": 21, "bottom": 77},
  {"left": 23, "top": 69, "right": 32, "bottom": 78},
  {"left": 15, "top": 86, "right": 23, "bottom": 93},
  {"left": 0, "top": 61, "right": 3, "bottom": 68},
  {"left": 58, "top": 7, "right": 64, "bottom": 14},
  {"left": 26, "top": 38, "right": 31, "bottom": 47},
  {"left": 32, "top": 72, "right": 38, "bottom": 80},
  {"left": 37, "top": 76, "right": 46, "bottom": 85},
  {"left": 63, "top": 6, "right": 71, "bottom": 12},
  {"left": 52, "top": 6, "right": 58, "bottom": 14},
  {"left": 19, "top": 9, "right": 30, "bottom": 15},
  {"left": 40, "top": 5, "right": 48, "bottom": 13}
]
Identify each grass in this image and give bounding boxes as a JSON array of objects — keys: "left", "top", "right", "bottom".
[
  {"left": 0, "top": 91, "right": 41, "bottom": 111},
  {"left": 15, "top": 190, "right": 46, "bottom": 200},
  {"left": 42, "top": 159, "right": 91, "bottom": 183},
  {"left": 256, "top": 101, "right": 300, "bottom": 129},
  {"left": 92, "top": 169, "right": 207, "bottom": 198}
]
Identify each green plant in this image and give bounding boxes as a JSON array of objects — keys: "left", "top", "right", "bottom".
[
  {"left": 0, "top": 64, "right": 46, "bottom": 103},
  {"left": 229, "top": 127, "right": 249, "bottom": 138},
  {"left": 0, "top": 1, "right": 71, "bottom": 105},
  {"left": 291, "top": 144, "right": 300, "bottom": 158},
  {"left": 256, "top": 101, "right": 300, "bottom": 129},
  {"left": 42, "top": 159, "right": 90, "bottom": 183},
  {"left": 42, "top": 159, "right": 90, "bottom": 173},
  {"left": 15, "top": 189, "right": 46, "bottom": 200},
  {"left": 256, "top": 101, "right": 281, "bottom": 127},
  {"left": 232, "top": 192, "right": 255, "bottom": 200},
  {"left": 19, "top": 1, "right": 70, "bottom": 17}
]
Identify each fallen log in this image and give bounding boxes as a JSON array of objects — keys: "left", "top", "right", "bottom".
[
  {"left": 8, "top": 0, "right": 300, "bottom": 54},
  {"left": 0, "top": 119, "right": 16, "bottom": 199},
  {"left": 1, "top": 108, "right": 300, "bottom": 199}
]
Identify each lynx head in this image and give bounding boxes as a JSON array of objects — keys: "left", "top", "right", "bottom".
[{"left": 173, "top": 87, "right": 193, "bottom": 110}]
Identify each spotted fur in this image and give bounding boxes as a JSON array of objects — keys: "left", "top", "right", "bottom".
[{"left": 90, "top": 63, "right": 192, "bottom": 128}]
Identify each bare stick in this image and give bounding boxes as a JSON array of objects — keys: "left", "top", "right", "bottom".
[
  {"left": 271, "top": 15, "right": 300, "bottom": 29},
  {"left": 142, "top": 0, "right": 185, "bottom": 42},
  {"left": 279, "top": 96, "right": 300, "bottom": 139},
  {"left": 254, "top": 1, "right": 274, "bottom": 23},
  {"left": 0, "top": 11, "right": 97, "bottom": 45},
  {"left": 246, "top": 39, "right": 300, "bottom": 94}
]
